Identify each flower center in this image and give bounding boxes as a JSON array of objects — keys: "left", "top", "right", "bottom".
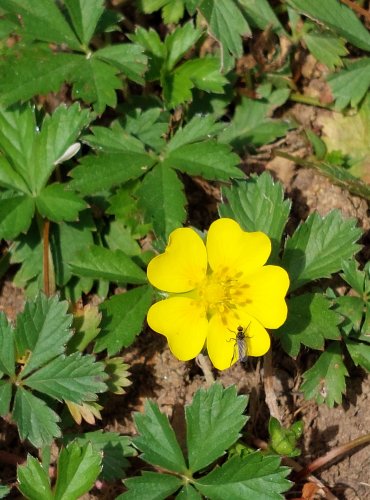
[{"left": 197, "top": 268, "right": 249, "bottom": 320}]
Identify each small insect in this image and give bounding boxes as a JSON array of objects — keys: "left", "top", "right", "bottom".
[{"left": 227, "top": 324, "right": 251, "bottom": 366}]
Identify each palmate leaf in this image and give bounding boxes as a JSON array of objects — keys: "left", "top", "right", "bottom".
[
  {"left": 219, "top": 173, "right": 291, "bottom": 261},
  {"left": 23, "top": 352, "right": 107, "bottom": 404},
  {"left": 276, "top": 294, "right": 341, "bottom": 357},
  {"left": 195, "top": 454, "right": 291, "bottom": 499},
  {"left": 186, "top": 384, "right": 248, "bottom": 473},
  {"left": 282, "top": 210, "right": 362, "bottom": 292},
  {"left": 301, "top": 342, "right": 348, "bottom": 407},
  {"left": 15, "top": 294, "right": 72, "bottom": 378}
]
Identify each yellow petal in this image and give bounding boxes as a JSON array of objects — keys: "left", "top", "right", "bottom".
[
  {"left": 243, "top": 265, "right": 289, "bottom": 329},
  {"left": 147, "top": 297, "right": 208, "bottom": 361},
  {"left": 147, "top": 228, "right": 207, "bottom": 293},
  {"left": 207, "top": 315, "right": 271, "bottom": 370},
  {"left": 206, "top": 218, "right": 271, "bottom": 278}
]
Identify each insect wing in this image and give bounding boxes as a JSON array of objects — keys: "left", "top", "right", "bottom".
[{"left": 236, "top": 332, "right": 247, "bottom": 362}]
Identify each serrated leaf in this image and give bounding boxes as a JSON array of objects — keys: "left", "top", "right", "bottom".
[
  {"left": 303, "top": 30, "right": 348, "bottom": 70},
  {"left": 163, "top": 0, "right": 185, "bottom": 23},
  {"left": 333, "top": 295, "right": 364, "bottom": 335},
  {"left": 301, "top": 342, "right": 348, "bottom": 407},
  {"left": 83, "top": 125, "right": 145, "bottom": 154},
  {"left": 64, "top": 0, "right": 105, "bottom": 46},
  {"left": 176, "top": 484, "right": 202, "bottom": 499},
  {"left": 195, "top": 453, "right": 291, "bottom": 499},
  {"left": 219, "top": 97, "right": 291, "bottom": 149},
  {"left": 69, "top": 305, "right": 101, "bottom": 353},
  {"left": 282, "top": 211, "right": 362, "bottom": 292},
  {"left": 36, "top": 184, "right": 87, "bottom": 222},
  {"left": 54, "top": 442, "right": 102, "bottom": 500},
  {"left": 0, "top": 313, "right": 15, "bottom": 375},
  {"left": 15, "top": 294, "right": 72, "bottom": 378},
  {"left": 62, "top": 430, "right": 136, "bottom": 481},
  {"left": 345, "top": 339, "right": 370, "bottom": 372},
  {"left": 138, "top": 163, "right": 186, "bottom": 242},
  {"left": 134, "top": 400, "right": 188, "bottom": 474},
  {"left": 23, "top": 352, "right": 107, "bottom": 404},
  {"left": 0, "top": 193, "right": 34, "bottom": 239},
  {"left": 287, "top": 0, "right": 370, "bottom": 52},
  {"left": 95, "top": 286, "right": 153, "bottom": 355},
  {"left": 340, "top": 260, "right": 365, "bottom": 295},
  {"left": 71, "top": 55, "right": 121, "bottom": 114},
  {"left": 130, "top": 27, "right": 166, "bottom": 81},
  {"left": 122, "top": 471, "right": 183, "bottom": 500},
  {"left": 165, "top": 22, "right": 201, "bottom": 71},
  {"left": 1, "top": 0, "right": 81, "bottom": 49},
  {"left": 65, "top": 400, "right": 103, "bottom": 426},
  {"left": 69, "top": 245, "right": 147, "bottom": 284},
  {"left": 96, "top": 43, "right": 148, "bottom": 84},
  {"left": 186, "top": 384, "right": 248, "bottom": 473},
  {"left": 276, "top": 294, "right": 341, "bottom": 357},
  {"left": 238, "top": 0, "right": 285, "bottom": 35},
  {"left": 17, "top": 455, "right": 53, "bottom": 500},
  {"left": 0, "top": 155, "right": 30, "bottom": 194},
  {"left": 0, "top": 46, "right": 80, "bottom": 107},
  {"left": 166, "top": 115, "right": 224, "bottom": 152},
  {"left": 13, "top": 387, "right": 61, "bottom": 447},
  {"left": 199, "top": 0, "right": 251, "bottom": 64},
  {"left": 69, "top": 152, "right": 155, "bottom": 194},
  {"left": 327, "top": 58, "right": 370, "bottom": 110},
  {"left": 219, "top": 173, "right": 291, "bottom": 261},
  {"left": 163, "top": 141, "right": 241, "bottom": 180},
  {"left": 0, "top": 381, "right": 12, "bottom": 416}
]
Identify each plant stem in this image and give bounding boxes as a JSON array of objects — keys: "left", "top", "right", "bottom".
[
  {"left": 263, "top": 347, "right": 281, "bottom": 422},
  {"left": 290, "top": 92, "right": 333, "bottom": 110},
  {"left": 196, "top": 353, "right": 215, "bottom": 386},
  {"left": 43, "top": 219, "right": 50, "bottom": 296},
  {"left": 294, "top": 432, "right": 370, "bottom": 481}
]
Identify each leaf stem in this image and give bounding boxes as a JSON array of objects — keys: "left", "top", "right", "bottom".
[{"left": 290, "top": 93, "right": 333, "bottom": 110}]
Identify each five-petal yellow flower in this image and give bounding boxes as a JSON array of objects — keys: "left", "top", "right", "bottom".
[{"left": 147, "top": 218, "right": 289, "bottom": 370}]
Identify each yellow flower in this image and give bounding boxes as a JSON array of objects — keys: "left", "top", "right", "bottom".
[{"left": 147, "top": 218, "right": 289, "bottom": 370}]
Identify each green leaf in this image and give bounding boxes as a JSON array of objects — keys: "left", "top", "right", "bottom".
[
  {"left": 0, "top": 313, "right": 15, "bottom": 375},
  {"left": 23, "top": 352, "right": 107, "bottom": 404},
  {"left": 0, "top": 193, "right": 34, "bottom": 239},
  {"left": 327, "top": 58, "right": 370, "bottom": 110},
  {"left": 64, "top": 0, "right": 105, "bottom": 46},
  {"left": 69, "top": 152, "right": 155, "bottom": 194},
  {"left": 165, "top": 22, "right": 201, "bottom": 71},
  {"left": 83, "top": 125, "right": 144, "bottom": 154},
  {"left": 163, "top": 141, "right": 241, "bottom": 180},
  {"left": 340, "top": 260, "right": 365, "bottom": 296},
  {"left": 1, "top": 0, "right": 81, "bottom": 49},
  {"left": 96, "top": 43, "right": 148, "bottom": 84},
  {"left": 345, "top": 339, "right": 370, "bottom": 372},
  {"left": 69, "top": 245, "right": 147, "bottom": 284},
  {"left": 0, "top": 485, "right": 10, "bottom": 499},
  {"left": 303, "top": 30, "right": 348, "bottom": 70},
  {"left": 15, "top": 294, "right": 72, "bottom": 378},
  {"left": 301, "top": 342, "right": 348, "bottom": 407},
  {"left": 238, "top": 0, "right": 285, "bottom": 35},
  {"left": 276, "top": 294, "right": 341, "bottom": 357},
  {"left": 138, "top": 163, "right": 186, "bottom": 242},
  {"left": 36, "top": 184, "right": 87, "bottom": 222},
  {"left": 130, "top": 27, "right": 166, "bottom": 81},
  {"left": 166, "top": 115, "right": 224, "bottom": 152},
  {"left": 163, "top": 57, "right": 227, "bottom": 108},
  {"left": 0, "top": 46, "right": 80, "bottom": 107},
  {"left": 62, "top": 430, "right": 136, "bottom": 481},
  {"left": 71, "top": 55, "right": 121, "bottom": 114},
  {"left": 0, "top": 381, "right": 12, "bottom": 416},
  {"left": 282, "top": 210, "right": 362, "bottom": 292},
  {"left": 17, "top": 455, "right": 53, "bottom": 500},
  {"left": 219, "top": 97, "right": 291, "bottom": 149},
  {"left": 0, "top": 155, "right": 30, "bottom": 194},
  {"left": 186, "top": 384, "right": 248, "bottom": 473},
  {"left": 176, "top": 484, "right": 202, "bottom": 499},
  {"left": 95, "top": 286, "right": 153, "bottom": 355},
  {"left": 199, "top": 0, "right": 251, "bottom": 63},
  {"left": 122, "top": 471, "right": 183, "bottom": 500},
  {"left": 219, "top": 173, "right": 291, "bottom": 261},
  {"left": 333, "top": 295, "right": 364, "bottom": 335},
  {"left": 134, "top": 400, "right": 188, "bottom": 474},
  {"left": 195, "top": 453, "right": 291, "bottom": 499},
  {"left": 13, "top": 387, "right": 61, "bottom": 447},
  {"left": 163, "top": 0, "right": 185, "bottom": 23},
  {"left": 53, "top": 442, "right": 102, "bottom": 500},
  {"left": 287, "top": 0, "right": 370, "bottom": 52}
]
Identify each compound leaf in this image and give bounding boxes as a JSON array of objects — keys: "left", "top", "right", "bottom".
[
  {"left": 15, "top": 294, "right": 72, "bottom": 378},
  {"left": 13, "top": 387, "right": 61, "bottom": 447},
  {"left": 134, "top": 400, "right": 187, "bottom": 474},
  {"left": 282, "top": 211, "right": 362, "bottom": 291},
  {"left": 95, "top": 286, "right": 153, "bottom": 356},
  {"left": 23, "top": 352, "right": 107, "bottom": 404},
  {"left": 219, "top": 173, "right": 291, "bottom": 261},
  {"left": 301, "top": 342, "right": 348, "bottom": 407},
  {"left": 186, "top": 384, "right": 248, "bottom": 473}
]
